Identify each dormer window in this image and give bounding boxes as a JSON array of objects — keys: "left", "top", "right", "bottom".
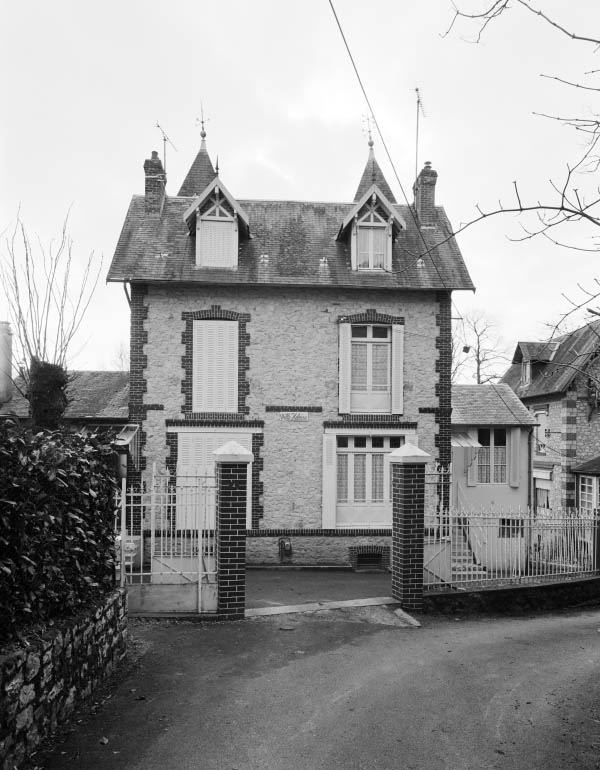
[
  {"left": 521, "top": 360, "right": 531, "bottom": 386},
  {"left": 354, "top": 196, "right": 392, "bottom": 271},
  {"left": 183, "top": 178, "right": 250, "bottom": 271},
  {"left": 337, "top": 186, "right": 403, "bottom": 273},
  {"left": 196, "top": 187, "right": 237, "bottom": 268}
]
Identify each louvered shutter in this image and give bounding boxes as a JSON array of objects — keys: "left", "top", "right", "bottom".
[
  {"left": 198, "top": 219, "right": 236, "bottom": 268},
  {"left": 385, "top": 227, "right": 393, "bottom": 271},
  {"left": 339, "top": 324, "right": 351, "bottom": 414},
  {"left": 192, "top": 320, "right": 238, "bottom": 413},
  {"left": 509, "top": 427, "right": 520, "bottom": 488},
  {"left": 391, "top": 324, "right": 404, "bottom": 415},
  {"left": 322, "top": 434, "right": 337, "bottom": 528}
]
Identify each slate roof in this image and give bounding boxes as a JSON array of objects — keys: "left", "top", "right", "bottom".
[
  {"left": 452, "top": 384, "right": 537, "bottom": 427},
  {"left": 501, "top": 321, "right": 600, "bottom": 399},
  {"left": 177, "top": 142, "right": 216, "bottom": 197},
  {"left": 109, "top": 197, "right": 473, "bottom": 290},
  {"left": 0, "top": 371, "right": 129, "bottom": 422},
  {"left": 354, "top": 151, "right": 396, "bottom": 203},
  {"left": 571, "top": 455, "right": 600, "bottom": 475},
  {"left": 108, "top": 145, "right": 474, "bottom": 292}
]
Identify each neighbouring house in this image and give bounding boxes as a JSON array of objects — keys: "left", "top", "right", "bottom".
[
  {"left": 0, "top": 359, "right": 129, "bottom": 435},
  {"left": 106, "top": 127, "right": 474, "bottom": 567},
  {"left": 451, "top": 384, "right": 536, "bottom": 511},
  {"left": 501, "top": 320, "right": 600, "bottom": 513}
]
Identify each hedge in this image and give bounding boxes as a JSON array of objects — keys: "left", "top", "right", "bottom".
[{"left": 0, "top": 421, "right": 119, "bottom": 641}]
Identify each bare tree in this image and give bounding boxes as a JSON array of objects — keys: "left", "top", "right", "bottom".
[
  {"left": 453, "top": 311, "right": 510, "bottom": 384},
  {"left": 1, "top": 214, "right": 102, "bottom": 427},
  {"left": 442, "top": 2, "right": 600, "bottom": 252}
]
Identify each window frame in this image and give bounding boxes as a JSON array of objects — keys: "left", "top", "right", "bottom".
[
  {"left": 476, "top": 428, "right": 507, "bottom": 485},
  {"left": 339, "top": 321, "right": 404, "bottom": 415}
]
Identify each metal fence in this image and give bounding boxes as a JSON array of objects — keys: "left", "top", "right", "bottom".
[
  {"left": 116, "top": 471, "right": 218, "bottom": 613},
  {"left": 424, "top": 508, "right": 600, "bottom": 591}
]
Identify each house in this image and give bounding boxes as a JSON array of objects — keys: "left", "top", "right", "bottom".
[
  {"left": 106, "top": 127, "right": 474, "bottom": 566},
  {"left": 501, "top": 320, "right": 600, "bottom": 513},
  {"left": 451, "top": 384, "right": 536, "bottom": 511},
  {"left": 0, "top": 361, "right": 129, "bottom": 434}
]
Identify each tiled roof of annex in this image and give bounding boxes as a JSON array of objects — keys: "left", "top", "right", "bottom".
[{"left": 452, "top": 384, "right": 537, "bottom": 427}]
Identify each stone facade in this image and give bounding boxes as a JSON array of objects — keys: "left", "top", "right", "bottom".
[
  {"left": 130, "top": 283, "right": 446, "bottom": 561},
  {"left": 0, "top": 590, "right": 127, "bottom": 770}
]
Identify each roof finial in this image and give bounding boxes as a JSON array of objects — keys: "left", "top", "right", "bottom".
[
  {"left": 195, "top": 105, "right": 209, "bottom": 150},
  {"left": 216, "top": 155, "right": 219, "bottom": 176}
]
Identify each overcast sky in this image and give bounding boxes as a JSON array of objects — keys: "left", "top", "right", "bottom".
[{"left": 1, "top": 0, "right": 599, "bottom": 375}]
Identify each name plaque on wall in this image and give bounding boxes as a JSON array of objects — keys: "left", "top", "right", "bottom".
[{"left": 278, "top": 412, "right": 310, "bottom": 422}]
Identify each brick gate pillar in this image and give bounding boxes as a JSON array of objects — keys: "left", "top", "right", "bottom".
[
  {"left": 389, "top": 443, "right": 430, "bottom": 612},
  {"left": 214, "top": 441, "right": 253, "bottom": 619}
]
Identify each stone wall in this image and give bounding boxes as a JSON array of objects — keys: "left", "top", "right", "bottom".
[
  {"left": 247, "top": 533, "right": 392, "bottom": 566},
  {"left": 0, "top": 589, "right": 127, "bottom": 770}
]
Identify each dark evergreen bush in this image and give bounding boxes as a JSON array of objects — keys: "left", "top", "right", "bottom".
[{"left": 0, "top": 421, "right": 118, "bottom": 641}]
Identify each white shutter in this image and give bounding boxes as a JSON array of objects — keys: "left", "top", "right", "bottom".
[
  {"left": 197, "top": 219, "right": 236, "bottom": 268},
  {"left": 192, "top": 320, "right": 238, "bottom": 413},
  {"left": 339, "top": 324, "right": 351, "bottom": 414},
  {"left": 322, "top": 434, "right": 337, "bottom": 528},
  {"left": 509, "top": 427, "right": 520, "bottom": 488},
  {"left": 177, "top": 431, "right": 253, "bottom": 529},
  {"left": 391, "top": 324, "right": 404, "bottom": 415},
  {"left": 385, "top": 227, "right": 393, "bottom": 271}
]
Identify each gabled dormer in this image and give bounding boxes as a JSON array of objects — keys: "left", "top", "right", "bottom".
[
  {"left": 183, "top": 177, "right": 250, "bottom": 269},
  {"left": 337, "top": 137, "right": 404, "bottom": 272}
]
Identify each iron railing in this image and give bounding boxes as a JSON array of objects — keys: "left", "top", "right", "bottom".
[{"left": 424, "top": 507, "right": 600, "bottom": 591}]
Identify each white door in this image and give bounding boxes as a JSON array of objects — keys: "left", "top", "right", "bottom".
[{"left": 176, "top": 431, "right": 253, "bottom": 529}]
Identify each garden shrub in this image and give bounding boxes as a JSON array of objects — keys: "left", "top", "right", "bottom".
[{"left": 0, "top": 421, "right": 118, "bottom": 641}]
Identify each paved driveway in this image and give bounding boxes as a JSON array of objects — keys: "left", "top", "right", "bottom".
[{"left": 30, "top": 606, "right": 600, "bottom": 770}]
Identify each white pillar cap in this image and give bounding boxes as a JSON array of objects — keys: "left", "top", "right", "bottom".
[
  {"left": 388, "top": 442, "right": 430, "bottom": 465},
  {"left": 214, "top": 441, "right": 254, "bottom": 464}
]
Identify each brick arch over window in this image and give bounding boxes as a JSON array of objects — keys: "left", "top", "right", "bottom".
[
  {"left": 181, "top": 305, "right": 250, "bottom": 419},
  {"left": 337, "top": 309, "right": 405, "bottom": 326}
]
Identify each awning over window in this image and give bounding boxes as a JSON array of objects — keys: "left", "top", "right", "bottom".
[{"left": 451, "top": 432, "right": 481, "bottom": 448}]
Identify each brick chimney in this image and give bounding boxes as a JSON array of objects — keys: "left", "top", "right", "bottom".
[
  {"left": 144, "top": 151, "right": 166, "bottom": 215},
  {"left": 413, "top": 161, "right": 438, "bottom": 226}
]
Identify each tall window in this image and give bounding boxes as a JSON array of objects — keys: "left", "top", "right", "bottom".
[
  {"left": 477, "top": 428, "right": 507, "bottom": 484},
  {"left": 339, "top": 320, "right": 404, "bottom": 415},
  {"left": 350, "top": 325, "right": 391, "bottom": 412},
  {"left": 579, "top": 475, "right": 599, "bottom": 514},
  {"left": 192, "top": 320, "right": 238, "bottom": 412},
  {"left": 533, "top": 409, "right": 548, "bottom": 456}
]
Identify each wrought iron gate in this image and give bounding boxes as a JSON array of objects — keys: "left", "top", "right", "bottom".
[{"left": 118, "top": 469, "right": 218, "bottom": 613}]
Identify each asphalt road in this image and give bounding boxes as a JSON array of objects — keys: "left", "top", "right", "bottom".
[{"left": 30, "top": 606, "right": 600, "bottom": 770}]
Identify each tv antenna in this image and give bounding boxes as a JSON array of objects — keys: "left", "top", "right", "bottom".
[
  {"left": 415, "top": 87, "right": 426, "bottom": 182},
  {"left": 155, "top": 122, "right": 177, "bottom": 173}
]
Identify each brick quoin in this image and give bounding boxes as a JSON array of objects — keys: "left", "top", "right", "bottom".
[{"left": 215, "top": 460, "right": 250, "bottom": 618}]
